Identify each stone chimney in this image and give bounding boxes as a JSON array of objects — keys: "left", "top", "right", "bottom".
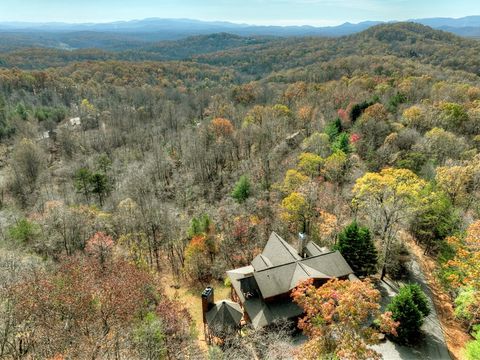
[
  {"left": 201, "top": 286, "right": 214, "bottom": 324},
  {"left": 298, "top": 232, "right": 307, "bottom": 258}
]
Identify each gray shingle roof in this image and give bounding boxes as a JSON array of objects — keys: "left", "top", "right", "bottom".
[
  {"left": 301, "top": 251, "right": 353, "bottom": 278},
  {"left": 225, "top": 232, "right": 354, "bottom": 329},
  {"left": 304, "top": 241, "right": 329, "bottom": 257},
  {"left": 251, "top": 254, "right": 273, "bottom": 271},
  {"left": 243, "top": 298, "right": 303, "bottom": 329},
  {"left": 253, "top": 256, "right": 335, "bottom": 299},
  {"left": 262, "top": 232, "right": 301, "bottom": 266},
  {"left": 206, "top": 300, "right": 243, "bottom": 331}
]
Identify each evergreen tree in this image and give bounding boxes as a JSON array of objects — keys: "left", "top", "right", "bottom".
[
  {"left": 74, "top": 167, "right": 93, "bottom": 200},
  {"left": 336, "top": 221, "right": 378, "bottom": 276},
  {"left": 74, "top": 168, "right": 110, "bottom": 205},
  {"left": 89, "top": 172, "right": 110, "bottom": 206},
  {"left": 231, "top": 175, "right": 251, "bottom": 203},
  {"left": 90, "top": 172, "right": 110, "bottom": 206},
  {"left": 331, "top": 132, "right": 350, "bottom": 154},
  {"left": 325, "top": 118, "right": 342, "bottom": 141},
  {"left": 387, "top": 285, "right": 427, "bottom": 343},
  {"left": 188, "top": 214, "right": 211, "bottom": 238},
  {"left": 406, "top": 284, "right": 430, "bottom": 317}
]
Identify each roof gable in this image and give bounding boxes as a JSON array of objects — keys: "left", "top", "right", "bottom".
[
  {"left": 253, "top": 260, "right": 335, "bottom": 299},
  {"left": 262, "top": 231, "right": 301, "bottom": 266},
  {"left": 301, "top": 251, "right": 353, "bottom": 278},
  {"left": 304, "top": 241, "right": 329, "bottom": 257},
  {"left": 251, "top": 254, "right": 273, "bottom": 271}
]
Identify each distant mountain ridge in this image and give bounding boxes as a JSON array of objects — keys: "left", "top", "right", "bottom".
[
  {"left": 0, "top": 16, "right": 479, "bottom": 39},
  {"left": 0, "top": 16, "right": 478, "bottom": 54}
]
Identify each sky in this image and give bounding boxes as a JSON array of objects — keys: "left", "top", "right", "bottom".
[{"left": 0, "top": 0, "right": 478, "bottom": 26}]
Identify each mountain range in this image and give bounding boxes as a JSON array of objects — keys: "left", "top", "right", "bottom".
[
  {"left": 0, "top": 16, "right": 479, "bottom": 52},
  {"left": 1, "top": 16, "right": 480, "bottom": 36}
]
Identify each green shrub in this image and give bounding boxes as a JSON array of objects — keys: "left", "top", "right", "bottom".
[
  {"left": 133, "top": 312, "right": 166, "bottom": 360},
  {"left": 8, "top": 218, "right": 39, "bottom": 244},
  {"left": 387, "top": 284, "right": 429, "bottom": 343},
  {"left": 465, "top": 326, "right": 480, "bottom": 360}
]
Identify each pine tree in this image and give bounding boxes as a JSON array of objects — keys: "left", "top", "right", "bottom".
[
  {"left": 89, "top": 173, "right": 110, "bottom": 206},
  {"left": 231, "top": 175, "right": 251, "bottom": 203},
  {"left": 336, "top": 221, "right": 378, "bottom": 276}
]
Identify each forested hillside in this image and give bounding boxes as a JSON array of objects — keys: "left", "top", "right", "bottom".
[
  {"left": 0, "top": 22, "right": 479, "bottom": 359},
  {"left": 0, "top": 33, "right": 272, "bottom": 69},
  {"left": 2, "top": 23, "right": 480, "bottom": 73}
]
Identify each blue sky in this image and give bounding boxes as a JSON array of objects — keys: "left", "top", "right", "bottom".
[{"left": 0, "top": 0, "right": 478, "bottom": 26}]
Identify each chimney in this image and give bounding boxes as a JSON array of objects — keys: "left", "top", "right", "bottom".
[
  {"left": 201, "top": 286, "right": 214, "bottom": 324},
  {"left": 298, "top": 232, "right": 307, "bottom": 258}
]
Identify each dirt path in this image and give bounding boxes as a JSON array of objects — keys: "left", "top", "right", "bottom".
[{"left": 405, "top": 237, "right": 470, "bottom": 360}]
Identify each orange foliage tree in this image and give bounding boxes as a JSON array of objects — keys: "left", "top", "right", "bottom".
[
  {"left": 210, "top": 117, "right": 234, "bottom": 138},
  {"left": 292, "top": 278, "right": 398, "bottom": 360}
]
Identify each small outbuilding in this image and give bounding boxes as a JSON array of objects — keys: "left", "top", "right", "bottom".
[
  {"left": 202, "top": 287, "right": 243, "bottom": 344},
  {"left": 206, "top": 300, "right": 243, "bottom": 333}
]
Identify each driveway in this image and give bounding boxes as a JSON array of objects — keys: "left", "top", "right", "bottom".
[{"left": 372, "top": 255, "right": 451, "bottom": 360}]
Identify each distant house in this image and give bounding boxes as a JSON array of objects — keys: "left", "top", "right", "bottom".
[
  {"left": 69, "top": 117, "right": 81, "bottom": 127},
  {"left": 37, "top": 131, "right": 50, "bottom": 141},
  {"left": 225, "top": 232, "right": 355, "bottom": 329}
]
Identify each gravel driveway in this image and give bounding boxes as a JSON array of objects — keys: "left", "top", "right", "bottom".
[{"left": 372, "top": 255, "right": 451, "bottom": 360}]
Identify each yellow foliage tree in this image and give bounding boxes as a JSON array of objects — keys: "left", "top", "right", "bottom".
[
  {"left": 297, "top": 152, "right": 323, "bottom": 177},
  {"left": 322, "top": 151, "right": 348, "bottom": 185},
  {"left": 353, "top": 168, "right": 426, "bottom": 278},
  {"left": 436, "top": 165, "right": 472, "bottom": 206},
  {"left": 281, "top": 191, "right": 314, "bottom": 234},
  {"left": 402, "top": 105, "right": 425, "bottom": 129},
  {"left": 280, "top": 169, "right": 309, "bottom": 193}
]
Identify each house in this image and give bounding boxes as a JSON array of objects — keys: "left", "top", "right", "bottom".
[
  {"left": 37, "top": 131, "right": 50, "bottom": 141},
  {"left": 225, "top": 232, "right": 355, "bottom": 329}
]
